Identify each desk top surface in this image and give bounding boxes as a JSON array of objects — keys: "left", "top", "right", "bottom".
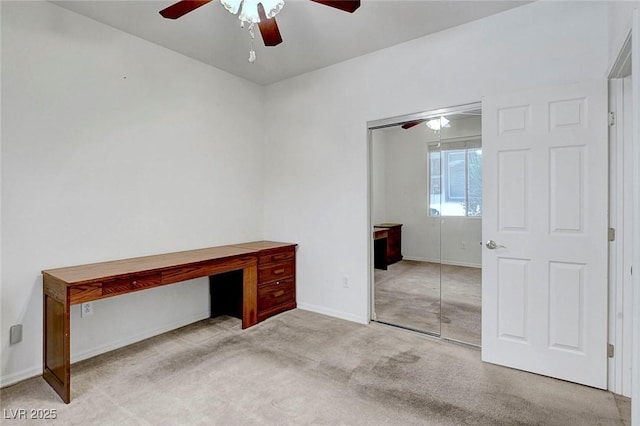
[{"left": 42, "top": 241, "right": 295, "bottom": 285}]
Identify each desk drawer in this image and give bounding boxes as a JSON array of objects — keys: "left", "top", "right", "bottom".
[
  {"left": 258, "top": 277, "right": 295, "bottom": 311},
  {"left": 69, "top": 284, "right": 102, "bottom": 305},
  {"left": 103, "top": 273, "right": 161, "bottom": 296},
  {"left": 259, "top": 261, "right": 294, "bottom": 283},
  {"left": 259, "top": 249, "right": 295, "bottom": 265}
]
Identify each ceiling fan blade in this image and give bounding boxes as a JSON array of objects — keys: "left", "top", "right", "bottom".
[
  {"left": 309, "top": 0, "right": 361, "bottom": 13},
  {"left": 159, "top": 0, "right": 213, "bottom": 19},
  {"left": 402, "top": 120, "right": 424, "bottom": 130},
  {"left": 257, "top": 3, "right": 283, "bottom": 46}
]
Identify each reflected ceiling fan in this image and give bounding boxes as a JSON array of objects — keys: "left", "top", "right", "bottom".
[
  {"left": 401, "top": 111, "right": 482, "bottom": 130},
  {"left": 159, "top": 0, "right": 361, "bottom": 53},
  {"left": 401, "top": 118, "right": 450, "bottom": 131},
  {"left": 401, "top": 120, "right": 424, "bottom": 130}
]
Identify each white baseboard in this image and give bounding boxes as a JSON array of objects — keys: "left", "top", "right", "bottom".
[
  {"left": 0, "top": 311, "right": 210, "bottom": 388},
  {"left": 403, "top": 256, "right": 481, "bottom": 269},
  {"left": 297, "top": 303, "right": 369, "bottom": 325},
  {"left": 0, "top": 365, "right": 43, "bottom": 389}
]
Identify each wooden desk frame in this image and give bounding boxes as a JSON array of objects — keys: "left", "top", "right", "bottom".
[
  {"left": 373, "top": 228, "right": 388, "bottom": 270},
  {"left": 42, "top": 241, "right": 294, "bottom": 403}
]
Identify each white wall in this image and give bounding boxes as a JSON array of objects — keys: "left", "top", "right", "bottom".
[
  {"left": 382, "top": 126, "right": 437, "bottom": 261},
  {"left": 608, "top": 1, "right": 640, "bottom": 67},
  {"left": 262, "top": 1, "right": 609, "bottom": 323},
  {"left": 1, "top": 2, "right": 265, "bottom": 385},
  {"left": 370, "top": 130, "right": 387, "bottom": 226}
]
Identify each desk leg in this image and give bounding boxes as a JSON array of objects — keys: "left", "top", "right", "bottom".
[
  {"left": 374, "top": 237, "right": 388, "bottom": 270},
  {"left": 42, "top": 277, "right": 71, "bottom": 403},
  {"left": 242, "top": 264, "right": 257, "bottom": 329}
]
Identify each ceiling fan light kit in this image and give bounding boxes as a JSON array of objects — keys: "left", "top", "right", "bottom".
[
  {"left": 160, "top": 0, "right": 361, "bottom": 63},
  {"left": 221, "top": 0, "right": 284, "bottom": 25},
  {"left": 222, "top": 0, "right": 285, "bottom": 63},
  {"left": 426, "top": 116, "right": 450, "bottom": 131}
]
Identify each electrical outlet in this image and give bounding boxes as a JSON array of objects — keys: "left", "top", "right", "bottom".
[
  {"left": 81, "top": 302, "right": 93, "bottom": 317},
  {"left": 342, "top": 276, "right": 349, "bottom": 288}
]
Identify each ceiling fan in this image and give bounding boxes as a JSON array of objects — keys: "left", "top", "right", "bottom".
[{"left": 159, "top": 0, "right": 361, "bottom": 48}]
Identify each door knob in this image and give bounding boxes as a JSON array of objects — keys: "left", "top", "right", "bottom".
[{"left": 486, "top": 240, "right": 506, "bottom": 250}]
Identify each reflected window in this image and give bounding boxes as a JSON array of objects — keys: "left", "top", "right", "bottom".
[{"left": 428, "top": 140, "right": 482, "bottom": 217}]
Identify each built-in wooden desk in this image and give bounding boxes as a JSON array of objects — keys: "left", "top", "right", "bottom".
[
  {"left": 374, "top": 223, "right": 403, "bottom": 265},
  {"left": 373, "top": 227, "right": 389, "bottom": 270},
  {"left": 42, "top": 241, "right": 296, "bottom": 403}
]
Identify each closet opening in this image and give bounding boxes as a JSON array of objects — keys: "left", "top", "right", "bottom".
[{"left": 368, "top": 103, "right": 482, "bottom": 347}]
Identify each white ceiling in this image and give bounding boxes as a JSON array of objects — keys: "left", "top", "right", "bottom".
[{"left": 52, "top": 0, "right": 530, "bottom": 85}]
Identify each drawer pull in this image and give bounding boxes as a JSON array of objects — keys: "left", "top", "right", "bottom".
[
  {"left": 273, "top": 268, "right": 285, "bottom": 275},
  {"left": 132, "top": 281, "right": 137, "bottom": 287},
  {"left": 272, "top": 290, "right": 285, "bottom": 298},
  {"left": 272, "top": 253, "right": 289, "bottom": 261},
  {"left": 276, "top": 281, "right": 281, "bottom": 285}
]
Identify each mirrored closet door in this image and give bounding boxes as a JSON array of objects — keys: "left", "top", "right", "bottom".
[
  {"left": 370, "top": 104, "right": 482, "bottom": 346},
  {"left": 371, "top": 121, "right": 442, "bottom": 335}
]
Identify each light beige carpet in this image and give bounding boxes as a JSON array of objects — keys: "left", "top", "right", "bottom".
[
  {"left": 0, "top": 309, "right": 630, "bottom": 425},
  {"left": 375, "top": 260, "right": 481, "bottom": 345}
]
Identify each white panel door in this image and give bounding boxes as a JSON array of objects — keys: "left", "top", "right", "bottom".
[{"left": 482, "top": 80, "right": 608, "bottom": 388}]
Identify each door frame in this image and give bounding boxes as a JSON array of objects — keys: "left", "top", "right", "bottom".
[
  {"left": 631, "top": 9, "right": 639, "bottom": 426},
  {"left": 610, "top": 8, "right": 639, "bottom": 424},
  {"left": 608, "top": 31, "right": 633, "bottom": 397}
]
